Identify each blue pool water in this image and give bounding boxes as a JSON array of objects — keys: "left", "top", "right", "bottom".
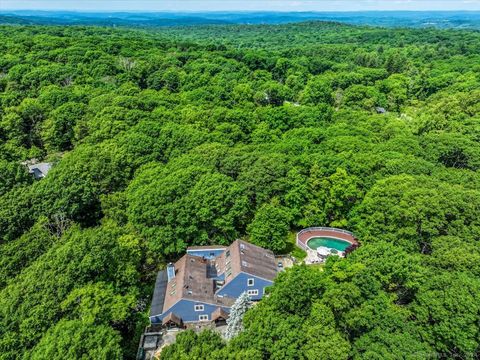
[{"left": 307, "top": 237, "right": 351, "bottom": 251}]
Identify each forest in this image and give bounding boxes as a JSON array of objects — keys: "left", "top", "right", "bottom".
[
  {"left": 2, "top": 11, "right": 480, "bottom": 29},
  {"left": 0, "top": 21, "right": 479, "bottom": 359}
]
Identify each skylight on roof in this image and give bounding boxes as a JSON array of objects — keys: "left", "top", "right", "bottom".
[{"left": 242, "top": 260, "right": 248, "bottom": 267}]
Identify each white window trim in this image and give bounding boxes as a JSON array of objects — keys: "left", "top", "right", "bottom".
[
  {"left": 247, "top": 289, "right": 259, "bottom": 296},
  {"left": 194, "top": 304, "right": 204, "bottom": 312},
  {"left": 247, "top": 278, "right": 254, "bottom": 286},
  {"left": 199, "top": 314, "right": 209, "bottom": 321}
]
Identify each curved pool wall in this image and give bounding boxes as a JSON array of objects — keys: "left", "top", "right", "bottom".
[
  {"left": 296, "top": 227, "right": 357, "bottom": 252},
  {"left": 306, "top": 237, "right": 352, "bottom": 251}
]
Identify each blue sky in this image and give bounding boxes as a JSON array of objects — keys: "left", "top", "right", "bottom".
[{"left": 2, "top": 0, "right": 480, "bottom": 12}]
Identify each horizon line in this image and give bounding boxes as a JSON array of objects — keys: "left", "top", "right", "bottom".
[{"left": 3, "top": 9, "right": 480, "bottom": 13}]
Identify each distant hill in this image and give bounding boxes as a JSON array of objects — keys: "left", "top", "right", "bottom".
[{"left": 1, "top": 10, "right": 480, "bottom": 29}]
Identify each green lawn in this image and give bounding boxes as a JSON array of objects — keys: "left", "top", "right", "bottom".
[{"left": 282, "top": 231, "right": 307, "bottom": 261}]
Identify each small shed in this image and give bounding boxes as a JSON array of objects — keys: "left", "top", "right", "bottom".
[
  {"left": 142, "top": 334, "right": 160, "bottom": 350},
  {"left": 162, "top": 312, "right": 183, "bottom": 329}
]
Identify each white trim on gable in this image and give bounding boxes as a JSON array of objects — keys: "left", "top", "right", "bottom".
[
  {"left": 215, "top": 271, "right": 274, "bottom": 294},
  {"left": 240, "top": 271, "right": 276, "bottom": 284}
]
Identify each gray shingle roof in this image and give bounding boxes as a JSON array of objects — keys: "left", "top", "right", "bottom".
[
  {"left": 162, "top": 254, "right": 235, "bottom": 314},
  {"left": 228, "top": 240, "right": 277, "bottom": 282},
  {"left": 150, "top": 270, "right": 168, "bottom": 317}
]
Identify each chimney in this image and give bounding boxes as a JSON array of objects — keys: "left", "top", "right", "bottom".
[{"left": 167, "top": 262, "right": 175, "bottom": 282}]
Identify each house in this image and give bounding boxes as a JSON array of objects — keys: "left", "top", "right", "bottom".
[
  {"left": 26, "top": 162, "right": 52, "bottom": 179},
  {"left": 149, "top": 240, "right": 278, "bottom": 326}
]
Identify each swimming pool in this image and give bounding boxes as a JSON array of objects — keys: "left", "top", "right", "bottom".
[{"left": 307, "top": 237, "right": 352, "bottom": 251}]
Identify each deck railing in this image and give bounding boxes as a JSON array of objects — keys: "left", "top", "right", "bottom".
[{"left": 297, "top": 227, "right": 354, "bottom": 236}]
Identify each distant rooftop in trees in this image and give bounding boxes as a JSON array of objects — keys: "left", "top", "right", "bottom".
[{"left": 24, "top": 162, "right": 52, "bottom": 179}]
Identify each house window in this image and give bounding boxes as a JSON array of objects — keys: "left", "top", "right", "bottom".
[
  {"left": 247, "top": 289, "right": 259, "bottom": 296},
  {"left": 194, "top": 304, "right": 204, "bottom": 312},
  {"left": 247, "top": 278, "right": 254, "bottom": 286},
  {"left": 199, "top": 314, "right": 209, "bottom": 321}
]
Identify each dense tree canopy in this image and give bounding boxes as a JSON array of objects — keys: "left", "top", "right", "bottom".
[{"left": 0, "top": 21, "right": 479, "bottom": 359}]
